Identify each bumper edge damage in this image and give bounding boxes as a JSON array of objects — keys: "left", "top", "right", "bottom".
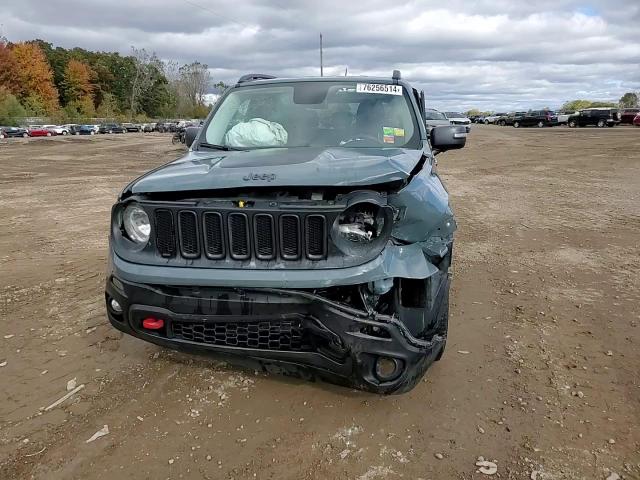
[{"left": 105, "top": 272, "right": 450, "bottom": 394}]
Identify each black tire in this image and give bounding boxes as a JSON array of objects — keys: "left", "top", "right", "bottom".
[
  {"left": 537, "top": 121, "right": 544, "bottom": 128},
  {"left": 513, "top": 121, "right": 520, "bottom": 128},
  {"left": 568, "top": 120, "right": 577, "bottom": 128},
  {"left": 597, "top": 119, "right": 605, "bottom": 128},
  {"left": 484, "top": 119, "right": 489, "bottom": 125}
]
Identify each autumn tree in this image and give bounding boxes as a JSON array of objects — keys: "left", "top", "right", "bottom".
[
  {"left": 11, "top": 42, "right": 60, "bottom": 114},
  {"left": 62, "top": 59, "right": 95, "bottom": 115},
  {"left": 0, "top": 43, "right": 21, "bottom": 95},
  {"left": 0, "top": 88, "right": 27, "bottom": 125}
]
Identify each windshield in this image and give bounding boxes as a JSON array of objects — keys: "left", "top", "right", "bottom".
[
  {"left": 202, "top": 81, "right": 421, "bottom": 150},
  {"left": 424, "top": 109, "right": 447, "bottom": 120},
  {"left": 445, "top": 112, "right": 463, "bottom": 118}
]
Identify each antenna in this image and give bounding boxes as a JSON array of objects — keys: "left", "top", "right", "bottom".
[{"left": 320, "top": 33, "right": 324, "bottom": 77}]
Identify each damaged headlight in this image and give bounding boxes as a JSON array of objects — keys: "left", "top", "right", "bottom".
[
  {"left": 332, "top": 202, "right": 393, "bottom": 255},
  {"left": 122, "top": 203, "right": 150, "bottom": 244}
]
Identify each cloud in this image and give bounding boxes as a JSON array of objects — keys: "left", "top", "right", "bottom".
[{"left": 2, "top": 0, "right": 639, "bottom": 110}]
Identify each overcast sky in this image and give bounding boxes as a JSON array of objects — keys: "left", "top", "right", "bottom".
[{"left": 2, "top": 0, "right": 639, "bottom": 111}]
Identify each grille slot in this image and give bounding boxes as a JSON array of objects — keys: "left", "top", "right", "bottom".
[
  {"left": 203, "top": 212, "right": 224, "bottom": 259},
  {"left": 155, "top": 209, "right": 176, "bottom": 257},
  {"left": 254, "top": 214, "right": 275, "bottom": 260},
  {"left": 172, "top": 320, "right": 310, "bottom": 351},
  {"left": 178, "top": 211, "right": 199, "bottom": 258},
  {"left": 280, "top": 214, "right": 301, "bottom": 260},
  {"left": 305, "top": 215, "right": 326, "bottom": 259},
  {"left": 228, "top": 213, "right": 250, "bottom": 260}
]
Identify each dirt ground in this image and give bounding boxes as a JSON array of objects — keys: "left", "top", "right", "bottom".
[{"left": 0, "top": 127, "right": 639, "bottom": 480}]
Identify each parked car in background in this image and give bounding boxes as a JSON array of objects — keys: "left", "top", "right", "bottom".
[
  {"left": 497, "top": 112, "right": 526, "bottom": 126},
  {"left": 99, "top": 123, "right": 126, "bottom": 134},
  {"left": 122, "top": 123, "right": 141, "bottom": 132},
  {"left": 0, "top": 126, "right": 29, "bottom": 138},
  {"left": 44, "top": 125, "right": 70, "bottom": 135},
  {"left": 513, "top": 110, "right": 558, "bottom": 128},
  {"left": 556, "top": 111, "right": 577, "bottom": 125},
  {"left": 424, "top": 109, "right": 451, "bottom": 131},
  {"left": 634, "top": 113, "right": 640, "bottom": 127},
  {"left": 484, "top": 113, "right": 507, "bottom": 124},
  {"left": 620, "top": 108, "right": 640, "bottom": 125},
  {"left": 142, "top": 123, "right": 156, "bottom": 133},
  {"left": 78, "top": 125, "right": 96, "bottom": 135},
  {"left": 28, "top": 126, "right": 56, "bottom": 137},
  {"left": 444, "top": 112, "right": 471, "bottom": 132},
  {"left": 567, "top": 108, "right": 620, "bottom": 128}
]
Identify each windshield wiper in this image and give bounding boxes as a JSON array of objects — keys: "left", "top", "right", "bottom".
[{"left": 197, "top": 142, "right": 245, "bottom": 151}]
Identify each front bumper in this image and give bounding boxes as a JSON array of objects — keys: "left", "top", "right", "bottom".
[{"left": 105, "top": 277, "right": 446, "bottom": 394}]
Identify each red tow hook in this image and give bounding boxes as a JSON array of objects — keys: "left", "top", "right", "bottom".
[{"left": 142, "top": 317, "right": 165, "bottom": 330}]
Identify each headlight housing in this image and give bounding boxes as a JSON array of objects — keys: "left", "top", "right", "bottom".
[
  {"left": 331, "top": 202, "right": 393, "bottom": 255},
  {"left": 122, "top": 203, "right": 150, "bottom": 244}
]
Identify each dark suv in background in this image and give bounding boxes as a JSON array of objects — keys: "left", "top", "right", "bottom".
[
  {"left": 513, "top": 110, "right": 558, "bottom": 128},
  {"left": 568, "top": 109, "right": 621, "bottom": 128},
  {"left": 497, "top": 112, "right": 526, "bottom": 126}
]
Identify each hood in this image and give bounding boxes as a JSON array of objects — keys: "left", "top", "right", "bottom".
[{"left": 130, "top": 146, "right": 425, "bottom": 194}]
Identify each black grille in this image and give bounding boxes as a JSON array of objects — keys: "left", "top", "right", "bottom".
[
  {"left": 228, "top": 213, "right": 250, "bottom": 259},
  {"left": 178, "top": 211, "right": 199, "bottom": 258},
  {"left": 203, "top": 212, "right": 224, "bottom": 258},
  {"left": 172, "top": 320, "right": 310, "bottom": 351},
  {"left": 254, "top": 214, "right": 275, "bottom": 259},
  {"left": 155, "top": 208, "right": 328, "bottom": 262},
  {"left": 155, "top": 210, "right": 176, "bottom": 257},
  {"left": 280, "top": 215, "right": 300, "bottom": 259},
  {"left": 305, "top": 215, "right": 326, "bottom": 259}
]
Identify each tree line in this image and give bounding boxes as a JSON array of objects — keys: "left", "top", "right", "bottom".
[{"left": 0, "top": 37, "right": 226, "bottom": 126}]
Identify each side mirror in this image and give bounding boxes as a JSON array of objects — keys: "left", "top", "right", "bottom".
[
  {"left": 430, "top": 125, "right": 467, "bottom": 152},
  {"left": 185, "top": 126, "right": 200, "bottom": 148}
]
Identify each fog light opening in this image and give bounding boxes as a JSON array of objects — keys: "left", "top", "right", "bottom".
[
  {"left": 142, "top": 317, "right": 165, "bottom": 330},
  {"left": 110, "top": 298, "right": 123, "bottom": 314},
  {"left": 374, "top": 357, "right": 403, "bottom": 382}
]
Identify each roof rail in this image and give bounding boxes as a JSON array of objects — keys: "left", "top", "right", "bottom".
[
  {"left": 237, "top": 74, "right": 277, "bottom": 84},
  {"left": 392, "top": 70, "right": 401, "bottom": 80}
]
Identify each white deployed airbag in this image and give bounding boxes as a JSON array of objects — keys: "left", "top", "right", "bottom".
[{"left": 224, "top": 118, "right": 288, "bottom": 147}]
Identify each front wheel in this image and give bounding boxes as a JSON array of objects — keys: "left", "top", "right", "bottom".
[
  {"left": 568, "top": 120, "right": 577, "bottom": 128},
  {"left": 62, "top": 131, "right": 67, "bottom": 135},
  {"left": 597, "top": 119, "right": 605, "bottom": 128},
  {"left": 23, "top": 132, "right": 28, "bottom": 138},
  {"left": 537, "top": 121, "right": 545, "bottom": 128},
  {"left": 513, "top": 121, "right": 520, "bottom": 128},
  {"left": 46, "top": 132, "right": 51, "bottom": 137}
]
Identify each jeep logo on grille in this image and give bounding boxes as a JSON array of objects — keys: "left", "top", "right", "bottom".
[{"left": 243, "top": 172, "right": 277, "bottom": 182}]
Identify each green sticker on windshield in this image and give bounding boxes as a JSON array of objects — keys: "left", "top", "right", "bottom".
[{"left": 383, "top": 126, "right": 394, "bottom": 136}]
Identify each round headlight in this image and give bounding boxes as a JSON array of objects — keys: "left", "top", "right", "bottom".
[
  {"left": 336, "top": 203, "right": 386, "bottom": 244},
  {"left": 123, "top": 203, "right": 150, "bottom": 244},
  {"left": 331, "top": 202, "right": 392, "bottom": 256}
]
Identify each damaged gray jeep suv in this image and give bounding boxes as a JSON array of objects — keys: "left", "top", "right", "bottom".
[{"left": 105, "top": 71, "right": 466, "bottom": 393}]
